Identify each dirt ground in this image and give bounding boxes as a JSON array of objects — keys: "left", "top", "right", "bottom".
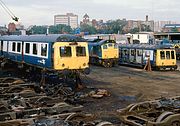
[{"left": 81, "top": 61, "right": 180, "bottom": 123}]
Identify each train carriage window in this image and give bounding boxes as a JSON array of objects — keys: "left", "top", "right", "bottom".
[
  {"left": 171, "top": 51, "right": 175, "bottom": 59},
  {"left": 160, "top": 51, "right": 165, "bottom": 59},
  {"left": 25, "top": 43, "right": 30, "bottom": 54},
  {"left": 33, "top": 43, "right": 38, "bottom": 55},
  {"left": 166, "top": 51, "right": 170, "bottom": 59},
  {"left": 41, "top": 44, "right": 47, "bottom": 57},
  {"left": 60, "top": 46, "right": 72, "bottom": 57},
  {"left": 12, "top": 42, "right": 16, "bottom": 52},
  {"left": 17, "top": 43, "right": 21, "bottom": 52},
  {"left": 131, "top": 49, "right": 135, "bottom": 56},
  {"left": 76, "top": 46, "right": 86, "bottom": 56},
  {"left": 137, "top": 50, "right": 142, "bottom": 56}
]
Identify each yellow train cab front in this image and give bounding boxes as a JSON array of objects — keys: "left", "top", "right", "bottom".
[
  {"left": 156, "top": 49, "right": 177, "bottom": 70},
  {"left": 53, "top": 42, "right": 89, "bottom": 70}
]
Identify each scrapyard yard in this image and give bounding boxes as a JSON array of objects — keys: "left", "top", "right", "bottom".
[{"left": 0, "top": 62, "right": 180, "bottom": 125}]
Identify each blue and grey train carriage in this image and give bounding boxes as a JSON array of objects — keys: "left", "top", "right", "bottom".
[
  {"left": 119, "top": 44, "right": 177, "bottom": 70},
  {"left": 0, "top": 34, "right": 90, "bottom": 74},
  {"left": 87, "top": 39, "right": 119, "bottom": 67}
]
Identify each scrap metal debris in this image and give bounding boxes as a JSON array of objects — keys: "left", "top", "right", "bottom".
[
  {"left": 0, "top": 77, "right": 114, "bottom": 126},
  {"left": 117, "top": 96, "right": 180, "bottom": 126}
]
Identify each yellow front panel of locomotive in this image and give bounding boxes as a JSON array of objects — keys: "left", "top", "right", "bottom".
[
  {"left": 101, "top": 44, "right": 119, "bottom": 59},
  {"left": 53, "top": 42, "right": 89, "bottom": 70},
  {"left": 156, "top": 49, "right": 176, "bottom": 67}
]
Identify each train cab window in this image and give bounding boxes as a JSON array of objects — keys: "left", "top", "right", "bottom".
[
  {"left": 103, "top": 45, "right": 108, "bottom": 49},
  {"left": 12, "top": 42, "right": 16, "bottom": 52},
  {"left": 17, "top": 43, "right": 21, "bottom": 52},
  {"left": 171, "top": 51, "right": 175, "bottom": 59},
  {"left": 60, "top": 46, "right": 72, "bottom": 57},
  {"left": 76, "top": 46, "right": 86, "bottom": 56},
  {"left": 166, "top": 51, "right": 170, "bottom": 59},
  {"left": 114, "top": 44, "right": 118, "bottom": 49},
  {"left": 25, "top": 43, "right": 30, "bottom": 54},
  {"left": 160, "top": 51, "right": 165, "bottom": 59},
  {"left": 41, "top": 44, "right": 47, "bottom": 57},
  {"left": 33, "top": 43, "right": 38, "bottom": 55}
]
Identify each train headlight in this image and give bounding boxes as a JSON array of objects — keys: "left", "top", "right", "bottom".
[
  {"left": 83, "top": 63, "right": 86, "bottom": 66},
  {"left": 62, "top": 64, "right": 65, "bottom": 67},
  {"left": 172, "top": 62, "right": 174, "bottom": 64},
  {"left": 162, "top": 62, "right": 164, "bottom": 65}
]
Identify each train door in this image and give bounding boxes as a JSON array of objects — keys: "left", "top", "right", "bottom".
[
  {"left": 136, "top": 49, "right": 143, "bottom": 64},
  {"left": 0, "top": 41, "right": 2, "bottom": 56},
  {"left": 121, "top": 48, "right": 129, "bottom": 63},
  {"left": 129, "top": 49, "right": 136, "bottom": 63}
]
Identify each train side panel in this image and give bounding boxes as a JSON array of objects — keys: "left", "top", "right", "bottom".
[
  {"left": 23, "top": 42, "right": 53, "bottom": 68},
  {"left": 53, "top": 42, "right": 89, "bottom": 70}
]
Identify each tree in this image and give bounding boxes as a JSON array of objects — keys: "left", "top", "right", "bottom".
[
  {"left": 28, "top": 24, "right": 73, "bottom": 34},
  {"left": 80, "top": 24, "right": 97, "bottom": 34},
  {"left": 29, "top": 25, "right": 47, "bottom": 34},
  {"left": 49, "top": 24, "right": 72, "bottom": 34},
  {"left": 129, "top": 27, "right": 140, "bottom": 34}
]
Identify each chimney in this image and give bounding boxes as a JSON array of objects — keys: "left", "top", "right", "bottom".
[{"left": 146, "top": 15, "right": 148, "bottom": 22}]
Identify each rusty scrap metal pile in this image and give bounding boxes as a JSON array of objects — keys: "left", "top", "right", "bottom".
[
  {"left": 118, "top": 96, "right": 180, "bottom": 126},
  {"left": 0, "top": 77, "right": 113, "bottom": 126}
]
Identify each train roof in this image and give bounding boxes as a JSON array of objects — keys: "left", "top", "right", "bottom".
[
  {"left": 87, "top": 39, "right": 116, "bottom": 46},
  {"left": 118, "top": 44, "right": 174, "bottom": 49},
  {"left": 0, "top": 34, "right": 86, "bottom": 42}
]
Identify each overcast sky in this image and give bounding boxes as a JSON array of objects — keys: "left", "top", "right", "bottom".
[{"left": 0, "top": 0, "right": 180, "bottom": 27}]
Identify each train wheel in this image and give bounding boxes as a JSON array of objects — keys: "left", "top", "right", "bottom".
[
  {"left": 156, "top": 111, "right": 174, "bottom": 123},
  {"left": 102, "top": 60, "right": 112, "bottom": 68}
]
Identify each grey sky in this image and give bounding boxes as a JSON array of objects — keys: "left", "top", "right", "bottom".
[{"left": 0, "top": 0, "right": 180, "bottom": 27}]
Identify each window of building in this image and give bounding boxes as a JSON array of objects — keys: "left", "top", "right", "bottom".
[
  {"left": 17, "top": 43, "right": 21, "bottom": 52},
  {"left": 166, "top": 51, "right": 170, "bottom": 59},
  {"left": 41, "top": 44, "right": 47, "bottom": 57},
  {"left": 33, "top": 43, "right": 38, "bottom": 55},
  {"left": 25, "top": 43, "right": 30, "bottom": 54},
  {"left": 171, "top": 51, "right": 175, "bottom": 59},
  {"left": 12, "top": 42, "right": 16, "bottom": 52},
  {"left": 160, "top": 51, "right": 165, "bottom": 59},
  {"left": 76, "top": 46, "right": 86, "bottom": 56},
  {"left": 60, "top": 46, "right": 72, "bottom": 57}
]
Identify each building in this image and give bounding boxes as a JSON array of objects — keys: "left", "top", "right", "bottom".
[
  {"left": 54, "top": 13, "right": 78, "bottom": 29},
  {"left": 0, "top": 25, "right": 7, "bottom": 35},
  {"left": 154, "top": 21, "right": 177, "bottom": 32},
  {"left": 161, "top": 24, "right": 180, "bottom": 33},
  {"left": 8, "top": 23, "right": 16, "bottom": 32},
  {"left": 124, "top": 15, "right": 154, "bottom": 32},
  {"left": 126, "top": 32, "right": 154, "bottom": 44}
]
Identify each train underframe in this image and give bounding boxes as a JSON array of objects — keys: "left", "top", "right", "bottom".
[
  {"left": 90, "top": 57, "right": 118, "bottom": 68},
  {"left": 0, "top": 58, "right": 89, "bottom": 90}
]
